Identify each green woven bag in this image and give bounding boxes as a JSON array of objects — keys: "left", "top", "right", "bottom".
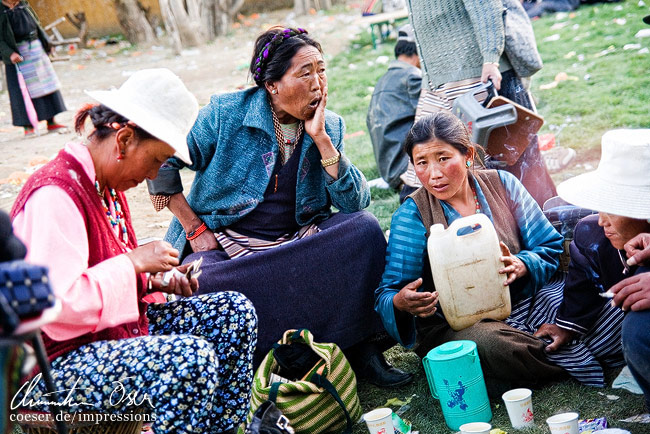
[{"left": 241, "top": 329, "right": 362, "bottom": 433}]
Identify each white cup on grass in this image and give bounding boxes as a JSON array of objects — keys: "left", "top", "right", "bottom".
[
  {"left": 363, "top": 408, "right": 394, "bottom": 434},
  {"left": 459, "top": 421, "right": 492, "bottom": 434},
  {"left": 502, "top": 388, "right": 534, "bottom": 428},
  {"left": 546, "top": 412, "right": 579, "bottom": 434}
]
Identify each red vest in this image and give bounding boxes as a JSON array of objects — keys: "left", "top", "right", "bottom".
[{"left": 11, "top": 149, "right": 149, "bottom": 362}]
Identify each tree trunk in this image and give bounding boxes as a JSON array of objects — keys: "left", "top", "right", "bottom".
[
  {"left": 113, "top": 0, "right": 157, "bottom": 45},
  {"left": 294, "top": 0, "right": 309, "bottom": 15},
  {"left": 200, "top": 0, "right": 218, "bottom": 41},
  {"left": 159, "top": 0, "right": 183, "bottom": 54},
  {"left": 294, "top": 0, "right": 332, "bottom": 15},
  {"left": 226, "top": 0, "right": 246, "bottom": 18},
  {"left": 139, "top": 1, "right": 163, "bottom": 35},
  {"left": 159, "top": 0, "right": 244, "bottom": 48},
  {"left": 159, "top": 0, "right": 205, "bottom": 49},
  {"left": 200, "top": 0, "right": 244, "bottom": 40}
]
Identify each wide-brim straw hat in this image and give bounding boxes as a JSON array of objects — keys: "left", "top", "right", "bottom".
[
  {"left": 557, "top": 129, "right": 650, "bottom": 219},
  {"left": 85, "top": 68, "right": 198, "bottom": 165}
]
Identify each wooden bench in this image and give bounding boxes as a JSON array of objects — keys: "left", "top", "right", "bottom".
[
  {"left": 359, "top": 8, "right": 409, "bottom": 49},
  {"left": 44, "top": 17, "right": 81, "bottom": 62}
]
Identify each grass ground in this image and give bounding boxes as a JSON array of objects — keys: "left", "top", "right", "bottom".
[{"left": 326, "top": 1, "right": 650, "bottom": 432}]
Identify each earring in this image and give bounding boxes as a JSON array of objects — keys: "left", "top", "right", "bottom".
[
  {"left": 271, "top": 89, "right": 278, "bottom": 95},
  {"left": 466, "top": 161, "right": 472, "bottom": 168},
  {"left": 117, "top": 151, "right": 125, "bottom": 161}
]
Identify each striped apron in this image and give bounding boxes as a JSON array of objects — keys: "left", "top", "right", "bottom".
[{"left": 16, "top": 39, "right": 61, "bottom": 98}]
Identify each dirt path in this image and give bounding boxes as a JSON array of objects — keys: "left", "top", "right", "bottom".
[{"left": 0, "top": 4, "right": 365, "bottom": 238}]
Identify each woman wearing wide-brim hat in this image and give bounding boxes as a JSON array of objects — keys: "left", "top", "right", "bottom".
[
  {"left": 534, "top": 129, "right": 650, "bottom": 389},
  {"left": 11, "top": 68, "right": 258, "bottom": 433}
]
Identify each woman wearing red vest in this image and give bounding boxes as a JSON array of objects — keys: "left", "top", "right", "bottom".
[{"left": 11, "top": 68, "right": 257, "bottom": 434}]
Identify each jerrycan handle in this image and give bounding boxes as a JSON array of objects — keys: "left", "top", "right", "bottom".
[
  {"left": 422, "top": 357, "right": 439, "bottom": 399},
  {"left": 448, "top": 213, "right": 491, "bottom": 238}
]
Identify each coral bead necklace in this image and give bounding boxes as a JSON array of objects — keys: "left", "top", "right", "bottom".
[
  {"left": 471, "top": 185, "right": 481, "bottom": 214},
  {"left": 95, "top": 180, "right": 129, "bottom": 245}
]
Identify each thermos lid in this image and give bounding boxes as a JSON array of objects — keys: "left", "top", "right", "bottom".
[{"left": 427, "top": 340, "right": 477, "bottom": 361}]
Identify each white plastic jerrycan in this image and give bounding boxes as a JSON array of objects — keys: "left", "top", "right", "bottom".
[{"left": 427, "top": 213, "right": 511, "bottom": 331}]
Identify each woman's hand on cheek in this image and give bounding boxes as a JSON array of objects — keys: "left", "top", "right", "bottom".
[
  {"left": 304, "top": 85, "right": 328, "bottom": 141},
  {"left": 498, "top": 241, "right": 528, "bottom": 285},
  {"left": 393, "top": 278, "right": 439, "bottom": 318}
]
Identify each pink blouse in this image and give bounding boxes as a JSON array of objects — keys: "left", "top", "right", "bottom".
[{"left": 12, "top": 141, "right": 140, "bottom": 342}]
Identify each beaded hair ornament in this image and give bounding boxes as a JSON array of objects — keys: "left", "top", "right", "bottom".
[{"left": 253, "top": 27, "right": 308, "bottom": 82}]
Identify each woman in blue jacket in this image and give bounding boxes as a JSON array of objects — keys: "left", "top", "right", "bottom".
[{"left": 148, "top": 27, "right": 410, "bottom": 387}]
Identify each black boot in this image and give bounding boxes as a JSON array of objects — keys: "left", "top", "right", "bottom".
[{"left": 346, "top": 339, "right": 414, "bottom": 388}]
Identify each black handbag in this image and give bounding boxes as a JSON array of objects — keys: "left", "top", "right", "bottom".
[
  {"left": 245, "top": 401, "right": 295, "bottom": 434},
  {"left": 0, "top": 260, "right": 55, "bottom": 333}
]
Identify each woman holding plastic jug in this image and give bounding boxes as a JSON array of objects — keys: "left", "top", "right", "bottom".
[{"left": 374, "top": 112, "right": 567, "bottom": 393}]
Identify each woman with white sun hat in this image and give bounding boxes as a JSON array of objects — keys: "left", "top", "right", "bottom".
[
  {"left": 534, "top": 128, "right": 650, "bottom": 388},
  {"left": 11, "top": 68, "right": 257, "bottom": 433}
]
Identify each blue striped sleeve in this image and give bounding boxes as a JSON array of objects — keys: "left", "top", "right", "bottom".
[
  {"left": 374, "top": 199, "right": 427, "bottom": 348},
  {"left": 498, "top": 170, "right": 563, "bottom": 296}
]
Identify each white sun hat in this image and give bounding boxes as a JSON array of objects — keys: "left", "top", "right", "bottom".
[
  {"left": 557, "top": 129, "right": 650, "bottom": 219},
  {"left": 84, "top": 68, "right": 198, "bottom": 165}
]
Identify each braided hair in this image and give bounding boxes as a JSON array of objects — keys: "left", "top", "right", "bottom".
[
  {"left": 74, "top": 103, "right": 155, "bottom": 142},
  {"left": 250, "top": 26, "right": 322, "bottom": 87}
]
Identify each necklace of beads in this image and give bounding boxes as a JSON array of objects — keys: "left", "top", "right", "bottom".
[
  {"left": 471, "top": 185, "right": 481, "bottom": 214},
  {"left": 95, "top": 180, "right": 129, "bottom": 245},
  {"left": 270, "top": 103, "right": 303, "bottom": 165}
]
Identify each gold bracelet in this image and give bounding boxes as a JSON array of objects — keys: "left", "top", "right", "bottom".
[
  {"left": 484, "top": 61, "right": 500, "bottom": 67},
  {"left": 321, "top": 152, "right": 340, "bottom": 168}
]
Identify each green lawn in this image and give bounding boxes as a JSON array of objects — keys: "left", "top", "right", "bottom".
[{"left": 327, "top": 2, "right": 650, "bottom": 433}]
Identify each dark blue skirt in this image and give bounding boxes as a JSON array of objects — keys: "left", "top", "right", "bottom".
[{"left": 187, "top": 211, "right": 387, "bottom": 366}]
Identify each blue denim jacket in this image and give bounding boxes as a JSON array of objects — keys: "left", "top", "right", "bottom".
[{"left": 150, "top": 86, "right": 370, "bottom": 254}]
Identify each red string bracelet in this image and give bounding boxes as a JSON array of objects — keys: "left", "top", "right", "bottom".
[{"left": 186, "top": 222, "right": 208, "bottom": 240}]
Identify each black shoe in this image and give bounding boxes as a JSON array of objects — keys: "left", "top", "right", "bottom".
[{"left": 357, "top": 353, "right": 414, "bottom": 388}]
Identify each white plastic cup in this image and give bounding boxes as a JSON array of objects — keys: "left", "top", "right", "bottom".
[
  {"left": 363, "top": 408, "right": 394, "bottom": 434},
  {"left": 459, "top": 422, "right": 492, "bottom": 434},
  {"left": 502, "top": 388, "right": 534, "bottom": 428},
  {"left": 546, "top": 412, "right": 579, "bottom": 434}
]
